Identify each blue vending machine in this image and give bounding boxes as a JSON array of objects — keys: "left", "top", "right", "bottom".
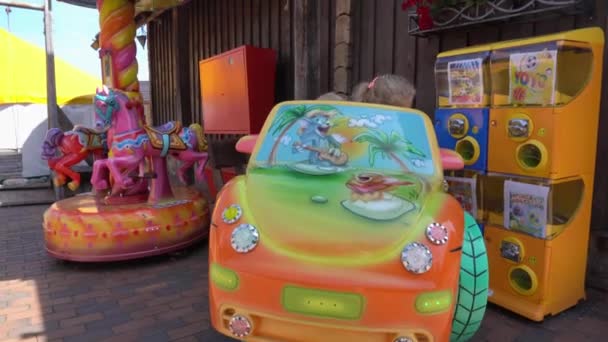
[
  {"left": 435, "top": 108, "right": 489, "bottom": 172},
  {"left": 434, "top": 47, "right": 492, "bottom": 232}
]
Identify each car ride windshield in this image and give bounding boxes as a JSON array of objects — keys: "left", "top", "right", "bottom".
[{"left": 252, "top": 103, "right": 436, "bottom": 176}]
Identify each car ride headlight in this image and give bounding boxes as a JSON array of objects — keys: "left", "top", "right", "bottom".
[
  {"left": 401, "top": 242, "right": 433, "bottom": 274},
  {"left": 426, "top": 222, "right": 448, "bottom": 245},
  {"left": 222, "top": 204, "right": 243, "bottom": 224},
  {"left": 231, "top": 223, "right": 259, "bottom": 253}
]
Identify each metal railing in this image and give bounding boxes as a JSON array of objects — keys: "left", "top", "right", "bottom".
[{"left": 408, "top": 0, "right": 590, "bottom": 36}]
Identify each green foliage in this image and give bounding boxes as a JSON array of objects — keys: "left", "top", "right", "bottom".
[
  {"left": 353, "top": 129, "right": 426, "bottom": 167},
  {"left": 270, "top": 105, "right": 342, "bottom": 136},
  {"left": 305, "top": 104, "right": 341, "bottom": 113},
  {"left": 271, "top": 105, "right": 308, "bottom": 136},
  {"left": 395, "top": 185, "right": 422, "bottom": 202}
]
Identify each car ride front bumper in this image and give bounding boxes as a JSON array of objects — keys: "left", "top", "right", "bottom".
[{"left": 209, "top": 262, "right": 456, "bottom": 342}]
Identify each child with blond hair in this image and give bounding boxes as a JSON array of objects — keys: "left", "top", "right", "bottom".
[
  {"left": 351, "top": 74, "right": 416, "bottom": 108},
  {"left": 316, "top": 92, "right": 348, "bottom": 101}
]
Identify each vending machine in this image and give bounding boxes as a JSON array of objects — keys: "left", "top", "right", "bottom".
[
  {"left": 483, "top": 27, "right": 604, "bottom": 321},
  {"left": 434, "top": 46, "right": 493, "bottom": 231}
]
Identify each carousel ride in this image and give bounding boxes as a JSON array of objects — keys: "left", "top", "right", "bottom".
[
  {"left": 39, "top": 0, "right": 210, "bottom": 262},
  {"left": 41, "top": 86, "right": 210, "bottom": 262}
]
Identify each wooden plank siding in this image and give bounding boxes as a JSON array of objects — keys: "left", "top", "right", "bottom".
[
  {"left": 147, "top": 0, "right": 608, "bottom": 230},
  {"left": 349, "top": 1, "right": 606, "bottom": 116},
  {"left": 349, "top": 0, "right": 608, "bottom": 231},
  {"left": 148, "top": 0, "right": 336, "bottom": 129}
]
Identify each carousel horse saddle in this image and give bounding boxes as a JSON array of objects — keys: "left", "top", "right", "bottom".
[
  {"left": 71, "top": 125, "right": 107, "bottom": 149},
  {"left": 74, "top": 125, "right": 106, "bottom": 135},
  {"left": 148, "top": 121, "right": 182, "bottom": 135},
  {"left": 144, "top": 121, "right": 187, "bottom": 154}
]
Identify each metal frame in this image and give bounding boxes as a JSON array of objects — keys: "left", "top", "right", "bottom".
[
  {"left": 408, "top": 0, "right": 591, "bottom": 36},
  {"left": 1, "top": 0, "right": 61, "bottom": 199}
]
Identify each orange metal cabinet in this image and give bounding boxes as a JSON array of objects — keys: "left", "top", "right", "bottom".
[{"left": 199, "top": 45, "right": 277, "bottom": 134}]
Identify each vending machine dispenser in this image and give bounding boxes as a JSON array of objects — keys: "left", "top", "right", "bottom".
[
  {"left": 483, "top": 27, "right": 604, "bottom": 321},
  {"left": 434, "top": 46, "right": 493, "bottom": 230}
]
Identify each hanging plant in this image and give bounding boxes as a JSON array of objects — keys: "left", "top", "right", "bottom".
[
  {"left": 402, "top": 0, "right": 435, "bottom": 30},
  {"left": 402, "top": 0, "right": 490, "bottom": 30}
]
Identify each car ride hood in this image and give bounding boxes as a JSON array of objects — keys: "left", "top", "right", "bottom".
[{"left": 241, "top": 167, "right": 441, "bottom": 263}]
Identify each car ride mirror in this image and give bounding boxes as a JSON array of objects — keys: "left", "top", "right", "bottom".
[
  {"left": 440, "top": 148, "right": 464, "bottom": 170},
  {"left": 236, "top": 134, "right": 259, "bottom": 154}
]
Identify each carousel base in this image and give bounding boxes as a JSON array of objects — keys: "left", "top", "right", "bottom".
[{"left": 42, "top": 186, "right": 210, "bottom": 262}]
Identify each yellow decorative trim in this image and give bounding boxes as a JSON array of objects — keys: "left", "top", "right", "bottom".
[
  {"left": 210, "top": 263, "right": 240, "bottom": 291},
  {"left": 437, "top": 27, "right": 604, "bottom": 58},
  {"left": 516, "top": 139, "right": 548, "bottom": 171},
  {"left": 455, "top": 136, "right": 480, "bottom": 166},
  {"left": 505, "top": 113, "right": 534, "bottom": 142},
  {"left": 415, "top": 290, "right": 452, "bottom": 314},
  {"left": 502, "top": 236, "right": 525, "bottom": 264},
  {"left": 509, "top": 265, "right": 538, "bottom": 296},
  {"left": 448, "top": 113, "right": 469, "bottom": 139}
]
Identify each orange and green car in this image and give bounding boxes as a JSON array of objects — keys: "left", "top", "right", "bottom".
[{"left": 208, "top": 101, "right": 489, "bottom": 342}]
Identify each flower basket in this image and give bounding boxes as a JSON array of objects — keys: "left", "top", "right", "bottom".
[{"left": 405, "top": 0, "right": 590, "bottom": 36}]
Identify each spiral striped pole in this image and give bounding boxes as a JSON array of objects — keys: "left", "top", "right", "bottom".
[{"left": 97, "top": 0, "right": 139, "bottom": 93}]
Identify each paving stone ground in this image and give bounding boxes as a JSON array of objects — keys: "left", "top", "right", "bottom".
[{"left": 1, "top": 205, "right": 607, "bottom": 342}]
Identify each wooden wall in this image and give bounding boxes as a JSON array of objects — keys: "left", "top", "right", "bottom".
[
  {"left": 350, "top": 0, "right": 608, "bottom": 231},
  {"left": 351, "top": 0, "right": 606, "bottom": 116},
  {"left": 147, "top": 11, "right": 177, "bottom": 125},
  {"left": 147, "top": 0, "right": 608, "bottom": 231},
  {"left": 147, "top": 0, "right": 336, "bottom": 127}
]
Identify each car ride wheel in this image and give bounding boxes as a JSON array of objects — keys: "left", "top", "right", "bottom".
[{"left": 450, "top": 212, "right": 489, "bottom": 342}]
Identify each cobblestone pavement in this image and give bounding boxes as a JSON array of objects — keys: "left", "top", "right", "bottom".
[{"left": 1, "top": 205, "right": 607, "bottom": 342}]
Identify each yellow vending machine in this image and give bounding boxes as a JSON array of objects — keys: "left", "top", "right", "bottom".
[{"left": 484, "top": 27, "right": 604, "bottom": 321}]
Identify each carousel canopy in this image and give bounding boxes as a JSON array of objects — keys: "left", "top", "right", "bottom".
[
  {"left": 57, "top": 0, "right": 97, "bottom": 9},
  {"left": 58, "top": 0, "right": 189, "bottom": 12}
]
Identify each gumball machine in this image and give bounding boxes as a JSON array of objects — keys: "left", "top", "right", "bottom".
[{"left": 483, "top": 27, "right": 604, "bottom": 321}]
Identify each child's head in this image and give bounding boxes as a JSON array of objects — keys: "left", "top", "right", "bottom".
[
  {"left": 351, "top": 74, "right": 415, "bottom": 108},
  {"left": 317, "top": 92, "right": 348, "bottom": 101}
]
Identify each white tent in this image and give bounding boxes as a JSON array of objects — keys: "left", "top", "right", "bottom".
[{"left": 0, "top": 104, "right": 96, "bottom": 177}]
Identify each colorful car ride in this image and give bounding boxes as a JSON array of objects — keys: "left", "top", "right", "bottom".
[{"left": 208, "top": 101, "right": 489, "bottom": 342}]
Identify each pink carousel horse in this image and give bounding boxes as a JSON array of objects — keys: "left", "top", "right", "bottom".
[{"left": 91, "top": 86, "right": 209, "bottom": 202}]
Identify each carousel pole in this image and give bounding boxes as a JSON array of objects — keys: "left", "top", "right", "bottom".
[
  {"left": 0, "top": 0, "right": 61, "bottom": 129},
  {"left": 96, "top": 0, "right": 140, "bottom": 95},
  {"left": 43, "top": 0, "right": 63, "bottom": 200},
  {"left": 96, "top": 0, "right": 174, "bottom": 200},
  {"left": 43, "top": 0, "right": 59, "bottom": 131},
  {"left": 0, "top": 3, "right": 57, "bottom": 128}
]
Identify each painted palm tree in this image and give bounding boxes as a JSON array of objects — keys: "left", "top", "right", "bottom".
[
  {"left": 267, "top": 104, "right": 340, "bottom": 164},
  {"left": 354, "top": 129, "right": 426, "bottom": 172},
  {"left": 267, "top": 105, "right": 308, "bottom": 164}
]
